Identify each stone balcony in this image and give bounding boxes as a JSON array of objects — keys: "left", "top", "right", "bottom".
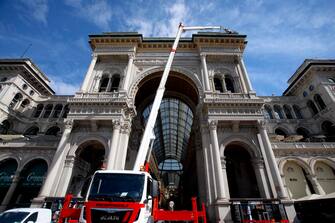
[
  {"left": 70, "top": 91, "right": 128, "bottom": 103},
  {"left": 204, "top": 92, "right": 262, "bottom": 104},
  {"left": 271, "top": 141, "right": 335, "bottom": 157}
]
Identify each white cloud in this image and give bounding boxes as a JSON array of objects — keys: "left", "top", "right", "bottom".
[
  {"left": 19, "top": 0, "right": 49, "bottom": 25},
  {"left": 126, "top": 0, "right": 191, "bottom": 37},
  {"left": 49, "top": 76, "right": 79, "bottom": 95},
  {"left": 65, "top": 0, "right": 112, "bottom": 30}
]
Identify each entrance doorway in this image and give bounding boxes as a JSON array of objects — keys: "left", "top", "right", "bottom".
[
  {"left": 130, "top": 71, "right": 199, "bottom": 209},
  {"left": 67, "top": 141, "right": 105, "bottom": 197},
  {"left": 225, "top": 144, "right": 260, "bottom": 198}
]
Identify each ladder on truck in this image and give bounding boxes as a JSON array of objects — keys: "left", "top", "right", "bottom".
[
  {"left": 133, "top": 23, "right": 221, "bottom": 171},
  {"left": 57, "top": 23, "right": 222, "bottom": 223}
]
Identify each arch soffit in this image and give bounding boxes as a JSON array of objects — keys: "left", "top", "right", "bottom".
[
  {"left": 129, "top": 66, "right": 204, "bottom": 101},
  {"left": 278, "top": 157, "right": 312, "bottom": 176},
  {"left": 20, "top": 157, "right": 50, "bottom": 172},
  {"left": 68, "top": 135, "right": 108, "bottom": 157},
  {"left": 0, "top": 156, "right": 20, "bottom": 169},
  {"left": 102, "top": 67, "right": 123, "bottom": 77},
  {"left": 273, "top": 124, "right": 291, "bottom": 134},
  {"left": 319, "top": 119, "right": 334, "bottom": 132},
  {"left": 309, "top": 157, "right": 335, "bottom": 175},
  {"left": 211, "top": 67, "right": 236, "bottom": 78},
  {"left": 220, "top": 135, "right": 261, "bottom": 159}
]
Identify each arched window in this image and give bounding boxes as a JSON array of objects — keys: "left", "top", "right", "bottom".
[
  {"left": 99, "top": 75, "right": 109, "bottom": 92},
  {"left": 20, "top": 99, "right": 30, "bottom": 108},
  {"left": 328, "top": 77, "right": 335, "bottom": 83},
  {"left": 321, "top": 121, "right": 335, "bottom": 136},
  {"left": 52, "top": 104, "right": 63, "bottom": 118},
  {"left": 62, "top": 104, "right": 70, "bottom": 118},
  {"left": 307, "top": 100, "right": 318, "bottom": 116},
  {"left": 314, "top": 94, "right": 326, "bottom": 110},
  {"left": 225, "top": 76, "right": 235, "bottom": 93},
  {"left": 33, "top": 104, "right": 44, "bottom": 118},
  {"left": 264, "top": 105, "right": 274, "bottom": 119},
  {"left": 110, "top": 74, "right": 120, "bottom": 92},
  {"left": 296, "top": 127, "right": 310, "bottom": 138},
  {"left": 273, "top": 105, "right": 284, "bottom": 119},
  {"left": 43, "top": 104, "right": 53, "bottom": 118},
  {"left": 45, "top": 126, "right": 61, "bottom": 136},
  {"left": 214, "top": 77, "right": 224, "bottom": 92},
  {"left": 9, "top": 159, "right": 47, "bottom": 207},
  {"left": 275, "top": 128, "right": 288, "bottom": 137},
  {"left": 283, "top": 105, "right": 293, "bottom": 119},
  {"left": 9, "top": 93, "right": 23, "bottom": 108},
  {"left": 293, "top": 105, "right": 303, "bottom": 119},
  {"left": 24, "top": 126, "right": 39, "bottom": 135},
  {"left": 0, "top": 120, "right": 10, "bottom": 134}
]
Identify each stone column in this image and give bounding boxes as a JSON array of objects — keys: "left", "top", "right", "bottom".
[
  {"left": 55, "top": 155, "right": 75, "bottom": 196},
  {"left": 38, "top": 120, "right": 73, "bottom": 198},
  {"left": 81, "top": 54, "right": 98, "bottom": 92},
  {"left": 221, "top": 75, "right": 228, "bottom": 92},
  {"left": 123, "top": 54, "right": 134, "bottom": 92},
  {"left": 307, "top": 174, "right": 326, "bottom": 195},
  {"left": 252, "top": 159, "right": 271, "bottom": 198},
  {"left": 200, "top": 54, "right": 211, "bottom": 91},
  {"left": 235, "top": 59, "right": 248, "bottom": 93},
  {"left": 208, "top": 120, "right": 226, "bottom": 201},
  {"left": 237, "top": 56, "right": 253, "bottom": 92},
  {"left": 220, "top": 157, "right": 230, "bottom": 199},
  {"left": 289, "top": 106, "right": 297, "bottom": 119},
  {"left": 106, "top": 121, "right": 121, "bottom": 170},
  {"left": 200, "top": 125, "right": 213, "bottom": 205},
  {"left": 270, "top": 106, "right": 276, "bottom": 120},
  {"left": 258, "top": 121, "right": 288, "bottom": 199},
  {"left": 116, "top": 122, "right": 132, "bottom": 170},
  {"left": 0, "top": 171, "right": 20, "bottom": 212}
]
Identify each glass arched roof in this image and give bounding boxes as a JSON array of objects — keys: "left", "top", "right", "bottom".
[{"left": 142, "top": 98, "right": 194, "bottom": 169}]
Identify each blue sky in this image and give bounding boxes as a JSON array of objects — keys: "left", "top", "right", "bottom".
[{"left": 0, "top": 0, "right": 334, "bottom": 96}]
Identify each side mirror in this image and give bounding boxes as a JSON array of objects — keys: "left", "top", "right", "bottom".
[
  {"left": 152, "top": 180, "right": 159, "bottom": 197},
  {"left": 144, "top": 195, "right": 152, "bottom": 204}
]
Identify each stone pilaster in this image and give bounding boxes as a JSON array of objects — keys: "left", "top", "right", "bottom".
[
  {"left": 258, "top": 120, "right": 288, "bottom": 199},
  {"left": 200, "top": 54, "right": 211, "bottom": 91},
  {"left": 123, "top": 54, "right": 135, "bottom": 92},
  {"left": 81, "top": 54, "right": 98, "bottom": 92},
  {"left": 106, "top": 120, "right": 121, "bottom": 170}
]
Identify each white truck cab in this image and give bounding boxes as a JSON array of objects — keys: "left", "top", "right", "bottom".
[
  {"left": 79, "top": 170, "right": 158, "bottom": 223},
  {"left": 0, "top": 208, "right": 52, "bottom": 223}
]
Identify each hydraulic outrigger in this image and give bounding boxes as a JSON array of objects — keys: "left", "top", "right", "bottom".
[{"left": 57, "top": 23, "right": 222, "bottom": 223}]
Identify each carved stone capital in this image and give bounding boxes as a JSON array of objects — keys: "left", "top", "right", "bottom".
[
  {"left": 65, "top": 119, "right": 74, "bottom": 130},
  {"left": 121, "top": 122, "right": 132, "bottom": 134},
  {"left": 257, "top": 119, "right": 266, "bottom": 130},
  {"left": 112, "top": 120, "right": 121, "bottom": 129},
  {"left": 128, "top": 53, "right": 135, "bottom": 60},
  {"left": 208, "top": 120, "right": 218, "bottom": 131}
]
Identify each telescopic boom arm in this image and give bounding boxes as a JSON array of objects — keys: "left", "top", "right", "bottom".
[{"left": 133, "top": 23, "right": 221, "bottom": 171}]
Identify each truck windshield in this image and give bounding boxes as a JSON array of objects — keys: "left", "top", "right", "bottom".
[
  {"left": 0, "top": 211, "right": 30, "bottom": 222},
  {"left": 88, "top": 173, "right": 145, "bottom": 202}
]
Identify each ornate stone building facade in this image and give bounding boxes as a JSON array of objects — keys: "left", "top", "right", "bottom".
[{"left": 0, "top": 31, "right": 334, "bottom": 222}]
